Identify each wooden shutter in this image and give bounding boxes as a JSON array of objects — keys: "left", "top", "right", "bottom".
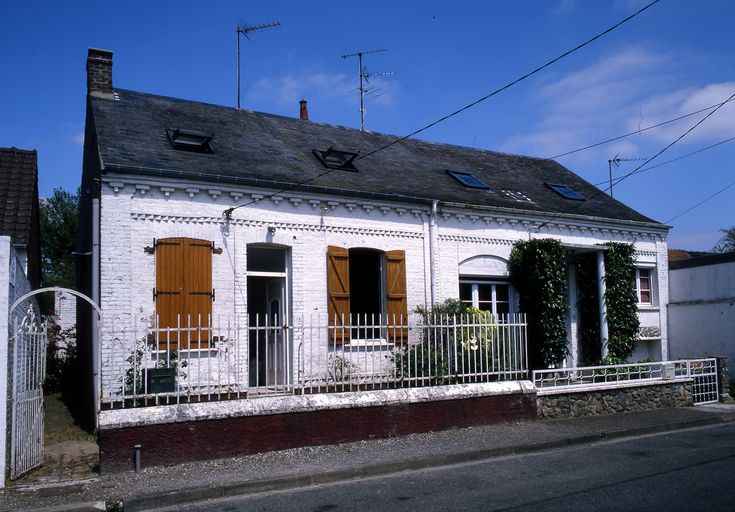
[
  {"left": 155, "top": 237, "right": 213, "bottom": 350},
  {"left": 327, "top": 245, "right": 350, "bottom": 344},
  {"left": 385, "top": 250, "right": 408, "bottom": 343}
]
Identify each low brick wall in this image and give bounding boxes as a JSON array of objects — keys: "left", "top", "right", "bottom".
[
  {"left": 537, "top": 381, "right": 694, "bottom": 419},
  {"left": 98, "top": 382, "right": 537, "bottom": 472}
]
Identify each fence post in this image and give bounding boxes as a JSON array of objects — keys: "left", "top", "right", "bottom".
[{"left": 714, "top": 356, "right": 732, "bottom": 403}]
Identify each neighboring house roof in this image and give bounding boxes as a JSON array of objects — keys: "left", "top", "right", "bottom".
[
  {"left": 90, "top": 89, "right": 662, "bottom": 227},
  {"left": 669, "top": 251, "right": 735, "bottom": 270},
  {"left": 0, "top": 147, "right": 38, "bottom": 246}
]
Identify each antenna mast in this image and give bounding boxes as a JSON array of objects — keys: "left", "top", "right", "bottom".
[
  {"left": 236, "top": 20, "right": 281, "bottom": 110},
  {"left": 608, "top": 154, "right": 647, "bottom": 198},
  {"left": 341, "top": 48, "right": 394, "bottom": 131}
]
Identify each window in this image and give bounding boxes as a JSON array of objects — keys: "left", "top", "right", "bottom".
[
  {"left": 545, "top": 182, "right": 584, "bottom": 201},
  {"left": 154, "top": 237, "right": 215, "bottom": 349},
  {"left": 459, "top": 279, "right": 512, "bottom": 316},
  {"left": 313, "top": 147, "right": 359, "bottom": 172},
  {"left": 326, "top": 246, "right": 407, "bottom": 343},
  {"left": 446, "top": 170, "right": 490, "bottom": 189},
  {"left": 634, "top": 268, "right": 653, "bottom": 305},
  {"left": 166, "top": 128, "right": 214, "bottom": 153}
]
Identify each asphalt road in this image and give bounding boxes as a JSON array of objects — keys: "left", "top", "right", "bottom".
[{"left": 176, "top": 423, "right": 735, "bottom": 511}]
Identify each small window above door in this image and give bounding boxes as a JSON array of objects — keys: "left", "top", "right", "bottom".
[{"left": 247, "top": 247, "right": 286, "bottom": 273}]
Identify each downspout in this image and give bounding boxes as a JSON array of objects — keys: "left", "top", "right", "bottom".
[
  {"left": 91, "top": 187, "right": 101, "bottom": 429},
  {"left": 428, "top": 200, "right": 439, "bottom": 306}
]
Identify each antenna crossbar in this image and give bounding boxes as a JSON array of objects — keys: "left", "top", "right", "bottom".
[{"left": 236, "top": 20, "right": 281, "bottom": 110}]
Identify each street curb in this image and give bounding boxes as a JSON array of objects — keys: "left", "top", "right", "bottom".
[
  {"left": 20, "top": 500, "right": 106, "bottom": 512},
  {"left": 122, "top": 413, "right": 733, "bottom": 511}
]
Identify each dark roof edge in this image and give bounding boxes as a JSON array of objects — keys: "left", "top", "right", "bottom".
[
  {"left": 103, "top": 163, "right": 435, "bottom": 207},
  {"left": 440, "top": 201, "right": 670, "bottom": 232},
  {"left": 670, "top": 251, "right": 735, "bottom": 270}
]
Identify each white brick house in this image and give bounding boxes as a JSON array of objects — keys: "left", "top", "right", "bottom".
[{"left": 78, "top": 49, "right": 670, "bottom": 416}]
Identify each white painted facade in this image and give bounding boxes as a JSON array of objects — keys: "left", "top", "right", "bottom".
[{"left": 96, "top": 173, "right": 669, "bottom": 399}]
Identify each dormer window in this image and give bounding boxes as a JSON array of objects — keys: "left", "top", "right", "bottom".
[
  {"left": 545, "top": 182, "right": 584, "bottom": 201},
  {"left": 446, "top": 170, "right": 490, "bottom": 190},
  {"left": 166, "top": 128, "right": 214, "bottom": 154},
  {"left": 313, "top": 147, "right": 359, "bottom": 172}
]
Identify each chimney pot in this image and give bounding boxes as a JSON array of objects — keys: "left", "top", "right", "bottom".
[
  {"left": 87, "top": 48, "right": 113, "bottom": 96},
  {"left": 299, "top": 99, "right": 309, "bottom": 121}
]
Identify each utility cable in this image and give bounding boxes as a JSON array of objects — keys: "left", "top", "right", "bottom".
[
  {"left": 223, "top": 0, "right": 661, "bottom": 218},
  {"left": 665, "top": 179, "right": 735, "bottom": 223},
  {"left": 547, "top": 98, "right": 735, "bottom": 160},
  {"left": 595, "top": 135, "right": 735, "bottom": 187},
  {"left": 534, "top": 90, "right": 735, "bottom": 230}
]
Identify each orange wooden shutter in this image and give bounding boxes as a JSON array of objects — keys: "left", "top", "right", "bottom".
[
  {"left": 155, "top": 238, "right": 184, "bottom": 350},
  {"left": 183, "top": 239, "right": 213, "bottom": 349},
  {"left": 155, "top": 237, "right": 213, "bottom": 350},
  {"left": 385, "top": 250, "right": 408, "bottom": 343},
  {"left": 327, "top": 245, "right": 350, "bottom": 344}
]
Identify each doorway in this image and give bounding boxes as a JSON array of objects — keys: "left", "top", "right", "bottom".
[{"left": 246, "top": 246, "right": 290, "bottom": 389}]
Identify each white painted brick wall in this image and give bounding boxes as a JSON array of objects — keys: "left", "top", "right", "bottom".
[{"left": 97, "top": 177, "right": 670, "bottom": 396}]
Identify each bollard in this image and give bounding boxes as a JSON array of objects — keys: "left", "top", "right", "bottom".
[{"left": 134, "top": 444, "right": 142, "bottom": 472}]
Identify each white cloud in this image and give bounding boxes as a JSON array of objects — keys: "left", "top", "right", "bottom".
[
  {"left": 500, "top": 46, "right": 735, "bottom": 165},
  {"left": 72, "top": 132, "right": 84, "bottom": 145},
  {"left": 248, "top": 72, "right": 357, "bottom": 105}
]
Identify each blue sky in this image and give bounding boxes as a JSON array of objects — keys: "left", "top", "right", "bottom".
[{"left": 1, "top": 0, "right": 733, "bottom": 250}]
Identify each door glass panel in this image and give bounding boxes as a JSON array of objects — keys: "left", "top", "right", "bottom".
[{"left": 247, "top": 247, "right": 286, "bottom": 272}]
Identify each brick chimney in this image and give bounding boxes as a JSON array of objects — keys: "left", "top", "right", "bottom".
[
  {"left": 299, "top": 99, "right": 309, "bottom": 121},
  {"left": 87, "top": 48, "right": 113, "bottom": 96}
]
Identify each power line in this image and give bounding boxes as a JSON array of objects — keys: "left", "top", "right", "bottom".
[
  {"left": 666, "top": 179, "right": 735, "bottom": 223},
  {"left": 222, "top": 0, "right": 661, "bottom": 218},
  {"left": 547, "top": 98, "right": 735, "bottom": 160},
  {"left": 596, "top": 135, "right": 735, "bottom": 187},
  {"left": 355, "top": 0, "right": 661, "bottom": 162},
  {"left": 534, "top": 90, "right": 735, "bottom": 231}
]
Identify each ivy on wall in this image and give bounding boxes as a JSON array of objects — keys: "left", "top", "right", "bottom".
[
  {"left": 509, "top": 238, "right": 569, "bottom": 370},
  {"left": 603, "top": 242, "right": 640, "bottom": 362}
]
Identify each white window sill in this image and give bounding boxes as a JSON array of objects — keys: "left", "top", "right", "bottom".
[
  {"left": 345, "top": 339, "right": 394, "bottom": 348},
  {"left": 151, "top": 348, "right": 219, "bottom": 359},
  {"left": 637, "top": 305, "right": 660, "bottom": 311}
]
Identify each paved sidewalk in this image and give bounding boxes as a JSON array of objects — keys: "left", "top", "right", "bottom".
[{"left": 3, "top": 404, "right": 734, "bottom": 512}]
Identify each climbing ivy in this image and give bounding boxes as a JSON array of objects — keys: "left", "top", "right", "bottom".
[
  {"left": 509, "top": 239, "right": 569, "bottom": 369},
  {"left": 603, "top": 242, "right": 640, "bottom": 361}
]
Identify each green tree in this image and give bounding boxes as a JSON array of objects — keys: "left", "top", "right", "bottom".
[
  {"left": 712, "top": 226, "right": 735, "bottom": 253},
  {"left": 40, "top": 188, "right": 79, "bottom": 288}
]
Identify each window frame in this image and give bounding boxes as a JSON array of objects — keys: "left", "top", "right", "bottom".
[
  {"left": 634, "top": 267, "right": 654, "bottom": 306},
  {"left": 459, "top": 278, "right": 514, "bottom": 317}
]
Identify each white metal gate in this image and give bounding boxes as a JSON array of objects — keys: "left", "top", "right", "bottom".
[
  {"left": 687, "top": 358, "right": 719, "bottom": 405},
  {"left": 9, "top": 308, "right": 47, "bottom": 479}
]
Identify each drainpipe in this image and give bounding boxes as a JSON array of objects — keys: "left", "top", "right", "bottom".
[
  {"left": 428, "top": 200, "right": 439, "bottom": 306},
  {"left": 91, "top": 190, "right": 101, "bottom": 429}
]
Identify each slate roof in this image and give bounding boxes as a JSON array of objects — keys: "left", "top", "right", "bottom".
[
  {"left": 91, "top": 89, "right": 663, "bottom": 226},
  {"left": 0, "top": 147, "right": 38, "bottom": 245}
]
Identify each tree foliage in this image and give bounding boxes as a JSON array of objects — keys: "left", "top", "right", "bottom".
[
  {"left": 40, "top": 188, "right": 79, "bottom": 288},
  {"left": 603, "top": 242, "right": 640, "bottom": 361},
  {"left": 712, "top": 226, "right": 735, "bottom": 253},
  {"left": 509, "top": 238, "right": 569, "bottom": 369}
]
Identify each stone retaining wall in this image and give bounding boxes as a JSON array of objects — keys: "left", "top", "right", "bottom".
[{"left": 537, "top": 381, "right": 693, "bottom": 419}]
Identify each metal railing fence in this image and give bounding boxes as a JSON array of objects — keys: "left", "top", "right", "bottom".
[
  {"left": 101, "top": 312, "right": 528, "bottom": 408},
  {"left": 533, "top": 358, "right": 719, "bottom": 404}
]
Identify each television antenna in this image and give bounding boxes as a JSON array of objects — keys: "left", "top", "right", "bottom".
[
  {"left": 341, "top": 48, "right": 395, "bottom": 131},
  {"left": 608, "top": 154, "right": 648, "bottom": 198},
  {"left": 236, "top": 20, "right": 281, "bottom": 110}
]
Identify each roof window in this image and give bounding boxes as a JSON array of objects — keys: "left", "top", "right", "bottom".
[
  {"left": 446, "top": 170, "right": 490, "bottom": 190},
  {"left": 502, "top": 190, "right": 533, "bottom": 203},
  {"left": 166, "top": 128, "right": 214, "bottom": 154},
  {"left": 545, "top": 182, "right": 584, "bottom": 201},
  {"left": 313, "top": 147, "right": 359, "bottom": 172}
]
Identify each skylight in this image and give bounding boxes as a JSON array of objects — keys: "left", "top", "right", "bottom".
[
  {"left": 446, "top": 170, "right": 490, "bottom": 190},
  {"left": 313, "top": 147, "right": 359, "bottom": 172},
  {"left": 166, "top": 128, "right": 214, "bottom": 154},
  {"left": 546, "top": 182, "right": 585, "bottom": 201}
]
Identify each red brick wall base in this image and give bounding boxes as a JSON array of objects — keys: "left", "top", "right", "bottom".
[{"left": 98, "top": 393, "right": 537, "bottom": 472}]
